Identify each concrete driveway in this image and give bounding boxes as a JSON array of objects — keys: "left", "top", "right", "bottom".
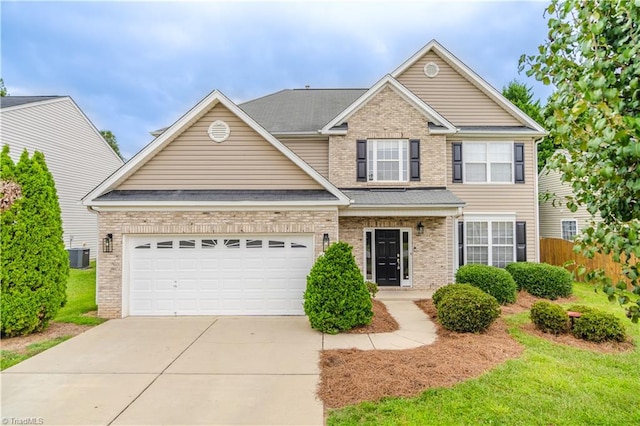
[{"left": 1, "top": 317, "right": 324, "bottom": 426}]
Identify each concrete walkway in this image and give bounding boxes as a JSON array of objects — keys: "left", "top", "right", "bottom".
[
  {"left": 323, "top": 290, "right": 437, "bottom": 350},
  {"left": 1, "top": 292, "right": 436, "bottom": 426}
]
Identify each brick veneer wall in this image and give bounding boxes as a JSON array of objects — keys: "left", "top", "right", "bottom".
[
  {"left": 97, "top": 209, "right": 338, "bottom": 318},
  {"left": 329, "top": 86, "right": 447, "bottom": 188},
  {"left": 338, "top": 216, "right": 452, "bottom": 290}
]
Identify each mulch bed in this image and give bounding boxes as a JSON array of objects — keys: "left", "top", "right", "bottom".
[
  {"left": 345, "top": 299, "right": 399, "bottom": 334},
  {"left": 318, "top": 291, "right": 636, "bottom": 409},
  {"left": 1, "top": 322, "right": 92, "bottom": 353}
]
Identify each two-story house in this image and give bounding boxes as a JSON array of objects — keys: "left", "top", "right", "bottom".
[{"left": 83, "top": 40, "right": 545, "bottom": 318}]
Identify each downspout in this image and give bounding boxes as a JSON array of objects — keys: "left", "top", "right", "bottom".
[{"left": 534, "top": 137, "right": 543, "bottom": 263}]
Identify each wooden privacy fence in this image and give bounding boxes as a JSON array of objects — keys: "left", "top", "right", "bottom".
[{"left": 540, "top": 238, "right": 636, "bottom": 286}]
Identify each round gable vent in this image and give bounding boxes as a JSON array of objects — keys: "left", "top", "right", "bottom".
[
  {"left": 423, "top": 61, "right": 440, "bottom": 78},
  {"left": 208, "top": 120, "right": 230, "bottom": 143}
]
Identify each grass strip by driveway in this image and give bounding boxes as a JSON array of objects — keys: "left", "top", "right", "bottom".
[
  {"left": 1, "top": 337, "right": 72, "bottom": 370},
  {"left": 328, "top": 282, "right": 640, "bottom": 426},
  {"left": 1, "top": 262, "right": 104, "bottom": 370}
]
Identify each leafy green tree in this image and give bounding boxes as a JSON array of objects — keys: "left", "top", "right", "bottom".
[
  {"left": 501, "top": 80, "right": 555, "bottom": 171},
  {"left": 100, "top": 130, "right": 124, "bottom": 161},
  {"left": 1, "top": 145, "right": 69, "bottom": 336},
  {"left": 0, "top": 78, "right": 7, "bottom": 97},
  {"left": 521, "top": 0, "right": 640, "bottom": 321}
]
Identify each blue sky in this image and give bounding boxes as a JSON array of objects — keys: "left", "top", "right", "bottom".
[{"left": 2, "top": 1, "right": 552, "bottom": 160}]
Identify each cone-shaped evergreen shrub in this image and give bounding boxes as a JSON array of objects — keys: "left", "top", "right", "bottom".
[
  {"left": 1, "top": 146, "right": 69, "bottom": 336},
  {"left": 303, "top": 241, "right": 372, "bottom": 334}
]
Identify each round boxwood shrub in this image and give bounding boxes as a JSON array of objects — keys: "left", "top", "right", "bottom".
[
  {"left": 303, "top": 241, "right": 372, "bottom": 334},
  {"left": 572, "top": 310, "right": 626, "bottom": 343},
  {"left": 530, "top": 301, "right": 569, "bottom": 334},
  {"left": 455, "top": 264, "right": 517, "bottom": 305},
  {"left": 566, "top": 305, "right": 596, "bottom": 315},
  {"left": 437, "top": 290, "right": 500, "bottom": 333},
  {"left": 432, "top": 283, "right": 486, "bottom": 308},
  {"left": 505, "top": 262, "right": 573, "bottom": 299}
]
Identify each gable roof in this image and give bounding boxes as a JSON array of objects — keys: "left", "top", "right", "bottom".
[
  {"left": 83, "top": 90, "right": 350, "bottom": 206},
  {"left": 391, "top": 40, "right": 546, "bottom": 134},
  {"left": 240, "top": 89, "right": 366, "bottom": 134},
  {"left": 321, "top": 75, "right": 456, "bottom": 134},
  {"left": 0, "top": 96, "right": 65, "bottom": 110}
]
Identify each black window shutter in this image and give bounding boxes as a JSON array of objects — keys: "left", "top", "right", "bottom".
[
  {"left": 514, "top": 143, "right": 525, "bottom": 183},
  {"left": 452, "top": 142, "right": 463, "bottom": 183},
  {"left": 409, "top": 139, "right": 420, "bottom": 181},
  {"left": 356, "top": 139, "right": 367, "bottom": 182},
  {"left": 458, "top": 221, "right": 464, "bottom": 267},
  {"left": 516, "top": 221, "right": 526, "bottom": 261}
]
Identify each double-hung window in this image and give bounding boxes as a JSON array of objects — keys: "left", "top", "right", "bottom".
[
  {"left": 367, "top": 139, "right": 408, "bottom": 182},
  {"left": 463, "top": 142, "right": 513, "bottom": 183},
  {"left": 465, "top": 219, "right": 515, "bottom": 268},
  {"left": 561, "top": 219, "right": 577, "bottom": 240}
]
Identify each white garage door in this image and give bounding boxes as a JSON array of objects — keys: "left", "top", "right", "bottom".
[{"left": 127, "top": 235, "right": 314, "bottom": 316}]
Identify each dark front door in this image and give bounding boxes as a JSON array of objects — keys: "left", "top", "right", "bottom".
[{"left": 375, "top": 230, "right": 400, "bottom": 286}]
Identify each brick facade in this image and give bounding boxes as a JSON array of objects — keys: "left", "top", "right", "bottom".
[
  {"left": 338, "top": 216, "right": 453, "bottom": 291},
  {"left": 97, "top": 209, "right": 338, "bottom": 318},
  {"left": 329, "top": 86, "right": 447, "bottom": 188}
]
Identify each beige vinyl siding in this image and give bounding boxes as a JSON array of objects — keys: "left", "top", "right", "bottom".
[
  {"left": 447, "top": 139, "right": 539, "bottom": 262},
  {"left": 280, "top": 137, "right": 329, "bottom": 178},
  {"left": 538, "top": 167, "right": 595, "bottom": 239},
  {"left": 396, "top": 51, "right": 521, "bottom": 126},
  {"left": 1, "top": 98, "right": 124, "bottom": 259},
  {"left": 118, "top": 103, "right": 322, "bottom": 190}
]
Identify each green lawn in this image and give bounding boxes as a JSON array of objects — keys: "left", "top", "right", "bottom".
[
  {"left": 55, "top": 261, "right": 105, "bottom": 326},
  {"left": 1, "top": 261, "right": 105, "bottom": 370},
  {"left": 328, "top": 282, "right": 640, "bottom": 426},
  {"left": 0, "top": 337, "right": 71, "bottom": 370}
]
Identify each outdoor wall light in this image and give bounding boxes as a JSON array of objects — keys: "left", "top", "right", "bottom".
[
  {"left": 103, "top": 233, "right": 113, "bottom": 253},
  {"left": 417, "top": 222, "right": 425, "bottom": 236},
  {"left": 323, "top": 233, "right": 330, "bottom": 251}
]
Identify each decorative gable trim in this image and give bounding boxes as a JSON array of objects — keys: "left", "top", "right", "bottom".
[
  {"left": 320, "top": 75, "right": 456, "bottom": 135},
  {"left": 83, "top": 90, "right": 350, "bottom": 206},
  {"left": 391, "top": 40, "right": 546, "bottom": 135}
]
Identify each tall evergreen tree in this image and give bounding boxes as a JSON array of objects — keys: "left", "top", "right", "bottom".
[
  {"left": 501, "top": 80, "right": 555, "bottom": 171},
  {"left": 1, "top": 146, "right": 68, "bottom": 336}
]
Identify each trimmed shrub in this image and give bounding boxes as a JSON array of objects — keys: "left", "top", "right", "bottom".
[
  {"left": 530, "top": 301, "right": 569, "bottom": 334},
  {"left": 455, "top": 264, "right": 517, "bottom": 305},
  {"left": 566, "top": 305, "right": 596, "bottom": 315},
  {"left": 365, "top": 281, "right": 378, "bottom": 298},
  {"left": 572, "top": 310, "right": 626, "bottom": 343},
  {"left": 432, "top": 283, "right": 486, "bottom": 308},
  {"left": 505, "top": 262, "right": 573, "bottom": 299},
  {"left": 303, "top": 242, "right": 373, "bottom": 334},
  {"left": 1, "top": 147, "right": 69, "bottom": 337},
  {"left": 437, "top": 290, "right": 500, "bottom": 333}
]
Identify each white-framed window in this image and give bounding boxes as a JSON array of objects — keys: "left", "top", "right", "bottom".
[
  {"left": 463, "top": 142, "right": 513, "bottom": 183},
  {"left": 464, "top": 218, "right": 515, "bottom": 268},
  {"left": 561, "top": 219, "right": 578, "bottom": 240},
  {"left": 367, "top": 139, "right": 408, "bottom": 182}
]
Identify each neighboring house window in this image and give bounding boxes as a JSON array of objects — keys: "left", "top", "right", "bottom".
[
  {"left": 357, "top": 139, "right": 420, "bottom": 182},
  {"left": 463, "top": 219, "right": 516, "bottom": 268},
  {"left": 452, "top": 142, "right": 525, "bottom": 184},
  {"left": 367, "top": 139, "right": 408, "bottom": 182},
  {"left": 561, "top": 219, "right": 578, "bottom": 240}
]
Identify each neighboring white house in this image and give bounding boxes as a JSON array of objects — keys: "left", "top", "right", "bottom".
[
  {"left": 538, "top": 151, "right": 596, "bottom": 240},
  {"left": 0, "top": 96, "right": 124, "bottom": 259}
]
